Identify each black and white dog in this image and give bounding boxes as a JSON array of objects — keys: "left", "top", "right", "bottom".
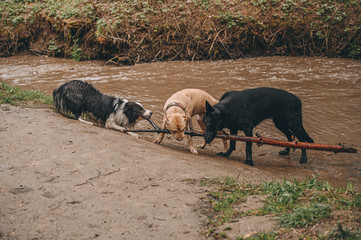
[
  {"left": 53, "top": 80, "right": 152, "bottom": 135},
  {"left": 204, "top": 87, "right": 313, "bottom": 166}
]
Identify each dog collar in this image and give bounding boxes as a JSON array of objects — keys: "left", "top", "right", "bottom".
[{"left": 166, "top": 102, "right": 186, "bottom": 113}]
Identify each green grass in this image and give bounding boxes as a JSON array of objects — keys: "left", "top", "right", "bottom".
[
  {"left": 280, "top": 203, "right": 331, "bottom": 227},
  {"left": 0, "top": 81, "right": 52, "bottom": 106},
  {"left": 201, "top": 175, "right": 361, "bottom": 239},
  {"left": 238, "top": 231, "right": 276, "bottom": 240}
]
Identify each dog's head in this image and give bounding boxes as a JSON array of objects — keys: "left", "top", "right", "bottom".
[
  {"left": 165, "top": 113, "right": 188, "bottom": 141},
  {"left": 204, "top": 101, "right": 225, "bottom": 144},
  {"left": 124, "top": 101, "right": 153, "bottom": 125}
]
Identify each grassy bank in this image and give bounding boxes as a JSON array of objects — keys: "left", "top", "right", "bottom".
[
  {"left": 0, "top": 81, "right": 52, "bottom": 106},
  {"left": 200, "top": 176, "right": 361, "bottom": 239},
  {"left": 1, "top": 0, "right": 360, "bottom": 63}
]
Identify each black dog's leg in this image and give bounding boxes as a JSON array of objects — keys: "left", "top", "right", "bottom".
[
  {"left": 71, "top": 106, "right": 82, "bottom": 120},
  {"left": 300, "top": 149, "right": 307, "bottom": 164},
  {"left": 217, "top": 129, "right": 237, "bottom": 157},
  {"left": 289, "top": 116, "right": 313, "bottom": 164},
  {"left": 295, "top": 132, "right": 308, "bottom": 164},
  {"left": 294, "top": 131, "right": 308, "bottom": 164},
  {"left": 218, "top": 140, "right": 235, "bottom": 157},
  {"left": 273, "top": 117, "right": 293, "bottom": 156},
  {"left": 279, "top": 147, "right": 291, "bottom": 156},
  {"left": 244, "top": 128, "right": 254, "bottom": 166}
]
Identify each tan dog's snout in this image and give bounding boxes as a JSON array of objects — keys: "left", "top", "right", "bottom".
[
  {"left": 166, "top": 113, "right": 187, "bottom": 141},
  {"left": 174, "top": 132, "right": 185, "bottom": 141}
]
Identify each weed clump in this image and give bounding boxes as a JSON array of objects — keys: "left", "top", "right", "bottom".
[
  {"left": 201, "top": 175, "right": 361, "bottom": 239},
  {"left": 0, "top": 81, "right": 52, "bottom": 106}
]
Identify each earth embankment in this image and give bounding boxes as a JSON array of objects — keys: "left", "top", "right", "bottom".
[{"left": 1, "top": 0, "right": 360, "bottom": 62}]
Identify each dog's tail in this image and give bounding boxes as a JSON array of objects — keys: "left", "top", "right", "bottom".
[{"left": 52, "top": 86, "right": 69, "bottom": 114}]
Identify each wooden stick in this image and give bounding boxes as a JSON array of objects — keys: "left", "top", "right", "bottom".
[{"left": 126, "top": 119, "right": 357, "bottom": 154}]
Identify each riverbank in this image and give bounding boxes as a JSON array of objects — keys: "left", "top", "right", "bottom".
[
  {"left": 1, "top": 83, "right": 361, "bottom": 239},
  {"left": 1, "top": 0, "right": 360, "bottom": 63}
]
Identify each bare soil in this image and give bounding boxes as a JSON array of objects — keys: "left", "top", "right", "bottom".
[{"left": 0, "top": 105, "right": 276, "bottom": 239}]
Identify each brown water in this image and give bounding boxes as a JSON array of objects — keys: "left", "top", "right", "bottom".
[{"left": 1, "top": 55, "right": 360, "bottom": 187}]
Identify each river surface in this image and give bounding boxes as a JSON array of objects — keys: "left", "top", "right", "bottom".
[{"left": 1, "top": 55, "right": 360, "bottom": 187}]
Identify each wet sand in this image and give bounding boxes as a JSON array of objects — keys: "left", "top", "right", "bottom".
[{"left": 0, "top": 105, "right": 275, "bottom": 239}]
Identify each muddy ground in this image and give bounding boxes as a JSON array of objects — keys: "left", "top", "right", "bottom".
[
  {"left": 0, "top": 105, "right": 275, "bottom": 239},
  {"left": 0, "top": 104, "right": 359, "bottom": 239}
]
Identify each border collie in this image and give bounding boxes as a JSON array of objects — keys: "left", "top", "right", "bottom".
[
  {"left": 204, "top": 87, "right": 313, "bottom": 166},
  {"left": 53, "top": 80, "right": 152, "bottom": 135}
]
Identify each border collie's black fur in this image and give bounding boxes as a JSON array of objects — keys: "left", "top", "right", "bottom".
[
  {"left": 204, "top": 87, "right": 313, "bottom": 166},
  {"left": 53, "top": 80, "right": 152, "bottom": 133}
]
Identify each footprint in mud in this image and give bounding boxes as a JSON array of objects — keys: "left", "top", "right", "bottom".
[
  {"left": 42, "top": 192, "right": 57, "bottom": 199},
  {"left": 9, "top": 186, "right": 32, "bottom": 194}
]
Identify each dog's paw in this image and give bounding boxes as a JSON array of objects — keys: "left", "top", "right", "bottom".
[
  {"left": 189, "top": 147, "right": 198, "bottom": 154},
  {"left": 217, "top": 152, "right": 230, "bottom": 157},
  {"left": 153, "top": 138, "right": 162, "bottom": 144},
  {"left": 128, "top": 132, "right": 140, "bottom": 138},
  {"left": 279, "top": 148, "right": 290, "bottom": 155},
  {"left": 299, "top": 157, "right": 307, "bottom": 164},
  {"left": 197, "top": 142, "right": 206, "bottom": 149},
  {"left": 245, "top": 160, "right": 254, "bottom": 166},
  {"left": 118, "top": 126, "right": 126, "bottom": 132}
]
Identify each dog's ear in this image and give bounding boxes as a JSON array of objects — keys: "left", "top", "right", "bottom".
[
  {"left": 123, "top": 104, "right": 137, "bottom": 123},
  {"left": 205, "top": 100, "right": 214, "bottom": 113}
]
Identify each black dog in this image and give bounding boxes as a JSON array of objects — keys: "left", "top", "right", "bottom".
[
  {"left": 204, "top": 87, "right": 313, "bottom": 166},
  {"left": 53, "top": 80, "right": 152, "bottom": 134}
]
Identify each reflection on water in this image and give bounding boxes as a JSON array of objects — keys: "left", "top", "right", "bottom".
[{"left": 1, "top": 55, "right": 361, "bottom": 188}]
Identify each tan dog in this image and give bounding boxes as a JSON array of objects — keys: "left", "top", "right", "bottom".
[{"left": 154, "top": 89, "right": 227, "bottom": 154}]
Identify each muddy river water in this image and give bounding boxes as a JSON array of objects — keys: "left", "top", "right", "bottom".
[{"left": 1, "top": 55, "right": 360, "bottom": 187}]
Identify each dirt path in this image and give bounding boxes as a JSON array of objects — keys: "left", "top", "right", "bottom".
[{"left": 0, "top": 105, "right": 275, "bottom": 239}]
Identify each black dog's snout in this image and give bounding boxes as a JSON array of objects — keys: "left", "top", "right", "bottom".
[{"left": 204, "top": 131, "right": 216, "bottom": 144}]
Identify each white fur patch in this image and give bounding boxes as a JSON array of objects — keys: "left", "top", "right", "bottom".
[
  {"left": 135, "top": 101, "right": 144, "bottom": 108},
  {"left": 111, "top": 99, "right": 131, "bottom": 128},
  {"left": 78, "top": 117, "right": 94, "bottom": 125}
]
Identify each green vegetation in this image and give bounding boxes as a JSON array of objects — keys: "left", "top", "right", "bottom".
[
  {"left": 279, "top": 203, "right": 331, "bottom": 227},
  {"left": 0, "top": 81, "right": 52, "bottom": 106},
  {"left": 201, "top": 175, "right": 361, "bottom": 239},
  {"left": 1, "top": 0, "right": 360, "bottom": 62}
]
